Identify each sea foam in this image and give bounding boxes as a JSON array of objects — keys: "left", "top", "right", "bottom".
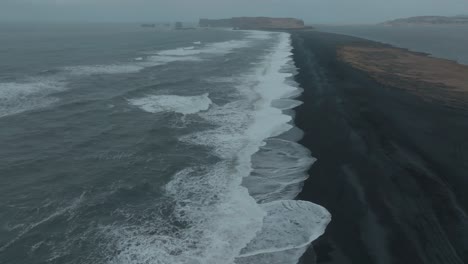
[
  {"left": 64, "top": 64, "right": 144, "bottom": 75},
  {"left": 60, "top": 31, "right": 268, "bottom": 78},
  {"left": 0, "top": 78, "right": 65, "bottom": 118},
  {"left": 156, "top": 46, "right": 202, "bottom": 56},
  {"left": 0, "top": 32, "right": 264, "bottom": 119},
  {"left": 128, "top": 93, "right": 212, "bottom": 115},
  {"left": 176, "top": 32, "right": 330, "bottom": 264},
  {"left": 109, "top": 32, "right": 330, "bottom": 264}
]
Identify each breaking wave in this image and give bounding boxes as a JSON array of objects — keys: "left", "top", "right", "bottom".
[{"left": 110, "top": 32, "right": 330, "bottom": 264}]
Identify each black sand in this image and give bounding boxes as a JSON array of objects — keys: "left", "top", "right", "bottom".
[{"left": 291, "top": 31, "right": 468, "bottom": 264}]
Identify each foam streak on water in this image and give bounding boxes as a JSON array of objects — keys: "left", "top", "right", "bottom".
[
  {"left": 0, "top": 32, "right": 259, "bottom": 119},
  {"left": 0, "top": 78, "right": 65, "bottom": 117},
  {"left": 128, "top": 93, "right": 212, "bottom": 115}
]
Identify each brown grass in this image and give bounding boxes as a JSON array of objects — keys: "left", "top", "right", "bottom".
[{"left": 338, "top": 45, "right": 468, "bottom": 109}]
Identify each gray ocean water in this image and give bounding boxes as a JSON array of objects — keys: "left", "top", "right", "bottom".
[
  {"left": 0, "top": 23, "right": 330, "bottom": 264},
  {"left": 319, "top": 24, "right": 468, "bottom": 65}
]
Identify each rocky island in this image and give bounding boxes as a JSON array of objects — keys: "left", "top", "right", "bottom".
[
  {"left": 199, "top": 17, "right": 311, "bottom": 30},
  {"left": 382, "top": 15, "right": 468, "bottom": 26}
]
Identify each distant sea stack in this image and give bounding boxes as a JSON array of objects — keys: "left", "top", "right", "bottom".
[
  {"left": 199, "top": 17, "right": 309, "bottom": 30},
  {"left": 382, "top": 15, "right": 468, "bottom": 26},
  {"left": 174, "top": 22, "right": 196, "bottom": 30}
]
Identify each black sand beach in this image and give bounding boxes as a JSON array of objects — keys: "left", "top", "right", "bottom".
[{"left": 291, "top": 31, "right": 468, "bottom": 264}]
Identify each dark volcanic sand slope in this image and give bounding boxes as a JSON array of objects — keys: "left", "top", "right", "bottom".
[{"left": 291, "top": 31, "right": 468, "bottom": 264}]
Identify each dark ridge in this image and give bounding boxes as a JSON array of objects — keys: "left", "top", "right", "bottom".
[
  {"left": 199, "top": 17, "right": 307, "bottom": 30},
  {"left": 381, "top": 16, "right": 468, "bottom": 25}
]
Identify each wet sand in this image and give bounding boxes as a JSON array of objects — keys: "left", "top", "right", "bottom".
[{"left": 291, "top": 31, "right": 468, "bottom": 264}]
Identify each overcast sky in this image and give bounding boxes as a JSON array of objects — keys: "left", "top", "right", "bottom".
[{"left": 1, "top": 0, "right": 468, "bottom": 24}]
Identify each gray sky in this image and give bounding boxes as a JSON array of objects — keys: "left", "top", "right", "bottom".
[{"left": 1, "top": 0, "right": 468, "bottom": 24}]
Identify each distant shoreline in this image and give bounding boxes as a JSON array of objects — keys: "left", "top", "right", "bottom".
[
  {"left": 381, "top": 15, "right": 468, "bottom": 26},
  {"left": 199, "top": 17, "right": 311, "bottom": 30},
  {"left": 291, "top": 31, "right": 468, "bottom": 263}
]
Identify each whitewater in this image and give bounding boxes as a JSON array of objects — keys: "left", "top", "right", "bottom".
[
  {"left": 114, "top": 32, "right": 330, "bottom": 264},
  {"left": 0, "top": 25, "right": 329, "bottom": 264}
]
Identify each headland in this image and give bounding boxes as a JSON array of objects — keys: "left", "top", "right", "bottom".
[
  {"left": 381, "top": 15, "right": 468, "bottom": 26},
  {"left": 199, "top": 17, "right": 312, "bottom": 30}
]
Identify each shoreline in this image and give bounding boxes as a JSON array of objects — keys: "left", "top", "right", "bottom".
[{"left": 291, "top": 31, "right": 468, "bottom": 263}]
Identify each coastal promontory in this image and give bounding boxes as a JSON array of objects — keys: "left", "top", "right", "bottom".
[
  {"left": 382, "top": 15, "right": 468, "bottom": 25},
  {"left": 199, "top": 17, "right": 308, "bottom": 30}
]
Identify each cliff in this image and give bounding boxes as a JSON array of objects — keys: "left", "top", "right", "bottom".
[
  {"left": 199, "top": 17, "right": 306, "bottom": 30},
  {"left": 382, "top": 15, "right": 468, "bottom": 26},
  {"left": 199, "top": 18, "right": 233, "bottom": 28}
]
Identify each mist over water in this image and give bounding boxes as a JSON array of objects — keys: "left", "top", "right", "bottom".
[{"left": 1, "top": 0, "right": 468, "bottom": 24}]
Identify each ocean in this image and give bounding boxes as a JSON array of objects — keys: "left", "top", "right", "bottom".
[
  {"left": 319, "top": 24, "right": 468, "bottom": 65},
  {"left": 0, "top": 23, "right": 330, "bottom": 264}
]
